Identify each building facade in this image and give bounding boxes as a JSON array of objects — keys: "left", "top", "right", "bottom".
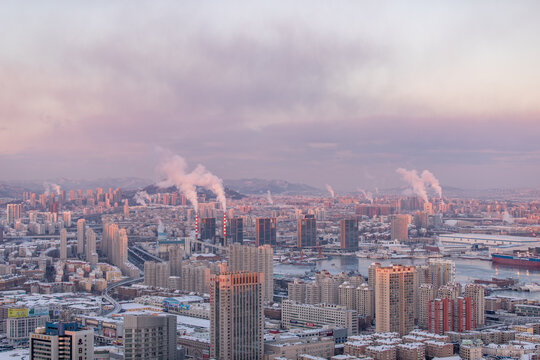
[{"left": 210, "top": 272, "right": 264, "bottom": 360}]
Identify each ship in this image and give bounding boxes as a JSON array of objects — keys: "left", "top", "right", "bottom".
[{"left": 491, "top": 253, "right": 540, "bottom": 269}]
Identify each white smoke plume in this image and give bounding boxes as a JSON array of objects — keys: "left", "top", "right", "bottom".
[
  {"left": 325, "top": 184, "right": 335, "bottom": 198},
  {"left": 266, "top": 190, "right": 274, "bottom": 205},
  {"left": 134, "top": 190, "right": 151, "bottom": 206},
  {"left": 502, "top": 211, "right": 514, "bottom": 224},
  {"left": 43, "top": 182, "right": 61, "bottom": 196},
  {"left": 358, "top": 188, "right": 373, "bottom": 204},
  {"left": 157, "top": 153, "right": 226, "bottom": 212},
  {"left": 396, "top": 168, "right": 443, "bottom": 201},
  {"left": 421, "top": 170, "right": 443, "bottom": 198},
  {"left": 157, "top": 219, "right": 165, "bottom": 233}
]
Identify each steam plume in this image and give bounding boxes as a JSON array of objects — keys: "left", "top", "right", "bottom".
[
  {"left": 43, "top": 182, "right": 61, "bottom": 196},
  {"left": 396, "top": 168, "right": 443, "bottom": 201},
  {"left": 157, "top": 153, "right": 226, "bottom": 212},
  {"left": 358, "top": 188, "right": 373, "bottom": 203},
  {"left": 134, "top": 190, "right": 151, "bottom": 206},
  {"left": 325, "top": 184, "right": 335, "bottom": 198},
  {"left": 420, "top": 170, "right": 443, "bottom": 198},
  {"left": 266, "top": 190, "right": 274, "bottom": 205},
  {"left": 502, "top": 211, "right": 514, "bottom": 224}
]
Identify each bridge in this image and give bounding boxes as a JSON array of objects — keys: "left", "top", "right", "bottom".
[
  {"left": 102, "top": 277, "right": 144, "bottom": 316},
  {"left": 185, "top": 238, "right": 228, "bottom": 253},
  {"left": 128, "top": 245, "right": 163, "bottom": 265}
]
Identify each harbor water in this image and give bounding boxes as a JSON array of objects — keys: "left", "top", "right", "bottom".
[{"left": 275, "top": 255, "right": 540, "bottom": 300}]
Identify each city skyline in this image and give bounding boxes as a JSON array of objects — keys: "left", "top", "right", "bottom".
[{"left": 1, "top": 2, "right": 540, "bottom": 190}]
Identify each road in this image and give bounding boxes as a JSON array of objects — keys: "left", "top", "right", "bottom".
[{"left": 101, "top": 277, "right": 143, "bottom": 316}]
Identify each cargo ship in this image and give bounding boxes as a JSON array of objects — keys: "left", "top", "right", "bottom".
[{"left": 492, "top": 252, "right": 540, "bottom": 269}]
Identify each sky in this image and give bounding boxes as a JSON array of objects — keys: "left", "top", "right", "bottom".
[{"left": 1, "top": 1, "right": 540, "bottom": 191}]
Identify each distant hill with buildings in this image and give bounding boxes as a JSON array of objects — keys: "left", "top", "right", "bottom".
[{"left": 224, "top": 178, "right": 322, "bottom": 195}]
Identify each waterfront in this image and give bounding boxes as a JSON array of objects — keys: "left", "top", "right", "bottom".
[{"left": 275, "top": 255, "right": 540, "bottom": 300}]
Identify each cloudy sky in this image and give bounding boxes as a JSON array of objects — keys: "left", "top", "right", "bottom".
[{"left": 1, "top": 1, "right": 540, "bottom": 190}]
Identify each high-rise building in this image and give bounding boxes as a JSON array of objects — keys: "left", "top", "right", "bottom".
[
  {"left": 199, "top": 217, "right": 216, "bottom": 242},
  {"left": 6, "top": 204, "right": 22, "bottom": 225},
  {"left": 418, "top": 284, "right": 434, "bottom": 329},
  {"left": 168, "top": 246, "right": 183, "bottom": 277},
  {"left": 427, "top": 259, "right": 456, "bottom": 291},
  {"left": 228, "top": 217, "right": 244, "bottom": 244},
  {"left": 123, "top": 199, "right": 129, "bottom": 217},
  {"left": 255, "top": 218, "right": 277, "bottom": 246},
  {"left": 76, "top": 219, "right": 86, "bottom": 256},
  {"left": 375, "top": 265, "right": 416, "bottom": 336},
  {"left": 428, "top": 297, "right": 474, "bottom": 334},
  {"left": 297, "top": 214, "right": 317, "bottom": 249},
  {"left": 464, "top": 284, "right": 485, "bottom": 328},
  {"left": 437, "top": 282, "right": 462, "bottom": 300},
  {"left": 123, "top": 314, "right": 178, "bottom": 360},
  {"left": 85, "top": 228, "right": 98, "bottom": 265},
  {"left": 144, "top": 261, "right": 171, "bottom": 289},
  {"left": 30, "top": 322, "right": 94, "bottom": 360},
  {"left": 390, "top": 215, "right": 409, "bottom": 241},
  {"left": 62, "top": 211, "right": 71, "bottom": 227},
  {"left": 210, "top": 272, "right": 264, "bottom": 359},
  {"left": 368, "top": 262, "right": 381, "bottom": 317},
  {"left": 228, "top": 243, "right": 273, "bottom": 302},
  {"left": 59, "top": 229, "right": 67, "bottom": 260},
  {"left": 340, "top": 218, "right": 359, "bottom": 250}
]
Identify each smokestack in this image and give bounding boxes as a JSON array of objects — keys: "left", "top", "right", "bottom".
[
  {"left": 195, "top": 213, "right": 199, "bottom": 240},
  {"left": 223, "top": 212, "right": 227, "bottom": 239}
]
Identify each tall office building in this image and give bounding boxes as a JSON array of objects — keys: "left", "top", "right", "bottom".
[
  {"left": 123, "top": 314, "right": 178, "bottom": 360},
  {"left": 210, "top": 272, "right": 264, "bottom": 360},
  {"left": 464, "top": 284, "right": 485, "bottom": 328},
  {"left": 199, "top": 217, "right": 216, "bottom": 242},
  {"left": 297, "top": 214, "right": 317, "bottom": 249},
  {"left": 228, "top": 217, "right": 244, "bottom": 244},
  {"left": 85, "top": 228, "right": 98, "bottom": 265},
  {"left": 390, "top": 215, "right": 409, "bottom": 242},
  {"left": 59, "top": 229, "right": 67, "bottom": 260},
  {"left": 30, "top": 322, "right": 94, "bottom": 360},
  {"left": 144, "top": 261, "right": 171, "bottom": 288},
  {"left": 340, "top": 218, "right": 359, "bottom": 250},
  {"left": 418, "top": 284, "right": 435, "bottom": 329},
  {"left": 375, "top": 265, "right": 416, "bottom": 336},
  {"left": 6, "top": 204, "right": 22, "bottom": 225},
  {"left": 229, "top": 243, "right": 273, "bottom": 302},
  {"left": 76, "top": 219, "right": 86, "bottom": 256},
  {"left": 427, "top": 258, "right": 456, "bottom": 291},
  {"left": 255, "top": 218, "right": 277, "bottom": 246}
]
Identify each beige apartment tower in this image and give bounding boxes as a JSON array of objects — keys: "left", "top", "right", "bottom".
[
  {"left": 76, "top": 219, "right": 86, "bottom": 255},
  {"left": 464, "top": 283, "right": 485, "bottom": 328},
  {"left": 375, "top": 264, "right": 416, "bottom": 336},
  {"left": 228, "top": 243, "right": 273, "bottom": 302},
  {"left": 390, "top": 215, "right": 409, "bottom": 242},
  {"left": 59, "top": 228, "right": 67, "bottom": 260},
  {"left": 210, "top": 272, "right": 264, "bottom": 360}
]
